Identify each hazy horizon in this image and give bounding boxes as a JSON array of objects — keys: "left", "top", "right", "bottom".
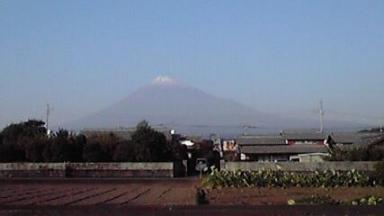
[{"left": 1, "top": 0, "right": 384, "bottom": 129}]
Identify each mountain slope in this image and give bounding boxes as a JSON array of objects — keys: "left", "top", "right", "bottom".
[{"left": 65, "top": 76, "right": 364, "bottom": 135}]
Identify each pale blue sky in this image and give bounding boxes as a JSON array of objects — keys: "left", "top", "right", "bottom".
[{"left": 1, "top": 0, "right": 384, "bottom": 128}]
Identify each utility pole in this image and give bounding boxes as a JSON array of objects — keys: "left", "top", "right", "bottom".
[
  {"left": 319, "top": 100, "right": 324, "bottom": 133},
  {"left": 243, "top": 125, "right": 248, "bottom": 136},
  {"left": 46, "top": 104, "right": 52, "bottom": 132}
]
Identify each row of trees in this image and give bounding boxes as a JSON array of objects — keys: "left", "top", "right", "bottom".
[
  {"left": 327, "top": 134, "right": 384, "bottom": 161},
  {"left": 0, "top": 120, "right": 186, "bottom": 162},
  {"left": 327, "top": 145, "right": 384, "bottom": 161}
]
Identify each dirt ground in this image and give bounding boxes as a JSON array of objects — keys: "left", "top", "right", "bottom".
[
  {"left": 1, "top": 179, "right": 384, "bottom": 215},
  {"left": 2, "top": 206, "right": 384, "bottom": 216},
  {"left": 206, "top": 186, "right": 384, "bottom": 205},
  {"left": 0, "top": 179, "right": 198, "bottom": 207},
  {"left": 2, "top": 179, "right": 384, "bottom": 206}
]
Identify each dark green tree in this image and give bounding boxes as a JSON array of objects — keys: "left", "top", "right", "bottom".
[
  {"left": 131, "top": 121, "right": 173, "bottom": 162},
  {"left": 25, "top": 137, "right": 48, "bottom": 162},
  {"left": 86, "top": 133, "right": 120, "bottom": 161},
  {"left": 82, "top": 141, "right": 110, "bottom": 162},
  {"left": 43, "top": 129, "right": 84, "bottom": 162},
  {"left": 1, "top": 120, "right": 46, "bottom": 144},
  {"left": 0, "top": 120, "right": 47, "bottom": 161},
  {"left": 113, "top": 140, "right": 136, "bottom": 162},
  {"left": 0, "top": 144, "right": 24, "bottom": 162}
]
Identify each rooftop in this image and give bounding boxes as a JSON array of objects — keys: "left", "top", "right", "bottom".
[
  {"left": 240, "top": 144, "right": 328, "bottom": 155},
  {"left": 237, "top": 135, "right": 286, "bottom": 145},
  {"left": 328, "top": 132, "right": 362, "bottom": 144},
  {"left": 282, "top": 132, "right": 327, "bottom": 141}
]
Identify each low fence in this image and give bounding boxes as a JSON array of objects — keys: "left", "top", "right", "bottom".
[
  {"left": 0, "top": 162, "right": 182, "bottom": 178},
  {"left": 222, "top": 161, "right": 377, "bottom": 172}
]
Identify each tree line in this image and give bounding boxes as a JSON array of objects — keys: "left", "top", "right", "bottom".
[
  {"left": 327, "top": 145, "right": 384, "bottom": 161},
  {"left": 0, "top": 120, "right": 187, "bottom": 162},
  {"left": 327, "top": 133, "right": 384, "bottom": 161}
]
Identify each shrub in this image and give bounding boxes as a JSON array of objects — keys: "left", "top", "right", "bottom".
[
  {"left": 43, "top": 130, "right": 84, "bottom": 162},
  {"left": 113, "top": 141, "right": 136, "bottom": 162},
  {"left": 86, "top": 133, "right": 120, "bottom": 160},
  {"left": 202, "top": 169, "right": 374, "bottom": 188},
  {"left": 328, "top": 144, "right": 384, "bottom": 161},
  {"left": 1, "top": 120, "right": 47, "bottom": 161},
  {"left": 131, "top": 121, "right": 173, "bottom": 162},
  {"left": 0, "top": 144, "right": 24, "bottom": 162},
  {"left": 373, "top": 162, "right": 384, "bottom": 185},
  {"left": 83, "top": 142, "right": 110, "bottom": 162},
  {"left": 25, "top": 138, "right": 48, "bottom": 162},
  {"left": 0, "top": 119, "right": 181, "bottom": 163},
  {"left": 351, "top": 196, "right": 383, "bottom": 206},
  {"left": 291, "top": 195, "right": 339, "bottom": 205},
  {"left": 1, "top": 120, "right": 46, "bottom": 144}
]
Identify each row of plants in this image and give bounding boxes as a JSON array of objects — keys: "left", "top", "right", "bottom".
[
  {"left": 351, "top": 195, "right": 383, "bottom": 206},
  {"left": 287, "top": 195, "right": 339, "bottom": 205},
  {"left": 287, "top": 195, "right": 384, "bottom": 206},
  {"left": 202, "top": 168, "right": 378, "bottom": 188}
]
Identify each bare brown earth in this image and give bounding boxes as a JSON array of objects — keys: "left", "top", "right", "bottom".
[
  {"left": 207, "top": 186, "right": 384, "bottom": 205},
  {"left": 0, "top": 179, "right": 198, "bottom": 207},
  {"left": 1, "top": 179, "right": 384, "bottom": 215}
]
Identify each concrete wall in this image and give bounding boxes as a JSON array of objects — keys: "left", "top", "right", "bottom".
[
  {"left": 1, "top": 161, "right": 376, "bottom": 178},
  {"left": 66, "top": 162, "right": 175, "bottom": 178},
  {"left": 223, "top": 161, "right": 377, "bottom": 172},
  {"left": 0, "top": 162, "right": 176, "bottom": 178},
  {"left": 0, "top": 163, "right": 66, "bottom": 178}
]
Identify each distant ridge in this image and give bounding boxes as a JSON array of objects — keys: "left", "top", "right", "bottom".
[{"left": 64, "top": 76, "right": 365, "bottom": 136}]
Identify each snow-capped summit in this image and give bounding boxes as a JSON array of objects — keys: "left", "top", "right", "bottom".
[{"left": 152, "top": 75, "right": 177, "bottom": 85}]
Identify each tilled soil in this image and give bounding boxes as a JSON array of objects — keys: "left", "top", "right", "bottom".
[
  {"left": 2, "top": 179, "right": 384, "bottom": 215},
  {"left": 207, "top": 186, "right": 384, "bottom": 205},
  {"left": 0, "top": 179, "right": 198, "bottom": 207}
]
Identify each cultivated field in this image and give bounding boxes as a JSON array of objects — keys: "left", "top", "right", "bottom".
[
  {"left": 1, "top": 179, "right": 384, "bottom": 215},
  {"left": 206, "top": 187, "right": 384, "bottom": 205},
  {"left": 0, "top": 179, "right": 197, "bottom": 207}
]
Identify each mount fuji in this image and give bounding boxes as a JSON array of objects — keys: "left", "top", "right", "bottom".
[{"left": 64, "top": 76, "right": 362, "bottom": 136}]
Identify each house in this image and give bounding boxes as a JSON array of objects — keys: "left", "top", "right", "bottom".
[
  {"left": 210, "top": 134, "right": 223, "bottom": 157},
  {"left": 327, "top": 132, "right": 384, "bottom": 149},
  {"left": 237, "top": 133, "right": 329, "bottom": 162},
  {"left": 326, "top": 132, "right": 362, "bottom": 148},
  {"left": 180, "top": 140, "right": 195, "bottom": 149},
  {"left": 237, "top": 135, "right": 287, "bottom": 146},
  {"left": 222, "top": 139, "right": 237, "bottom": 161},
  {"left": 289, "top": 152, "right": 330, "bottom": 162},
  {"left": 281, "top": 130, "right": 327, "bottom": 145},
  {"left": 223, "top": 140, "right": 237, "bottom": 152}
]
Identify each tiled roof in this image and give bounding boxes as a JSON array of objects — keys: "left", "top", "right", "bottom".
[
  {"left": 282, "top": 132, "right": 326, "bottom": 140},
  {"left": 240, "top": 144, "right": 328, "bottom": 154},
  {"left": 328, "top": 132, "right": 361, "bottom": 144},
  {"left": 237, "top": 135, "right": 286, "bottom": 145}
]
